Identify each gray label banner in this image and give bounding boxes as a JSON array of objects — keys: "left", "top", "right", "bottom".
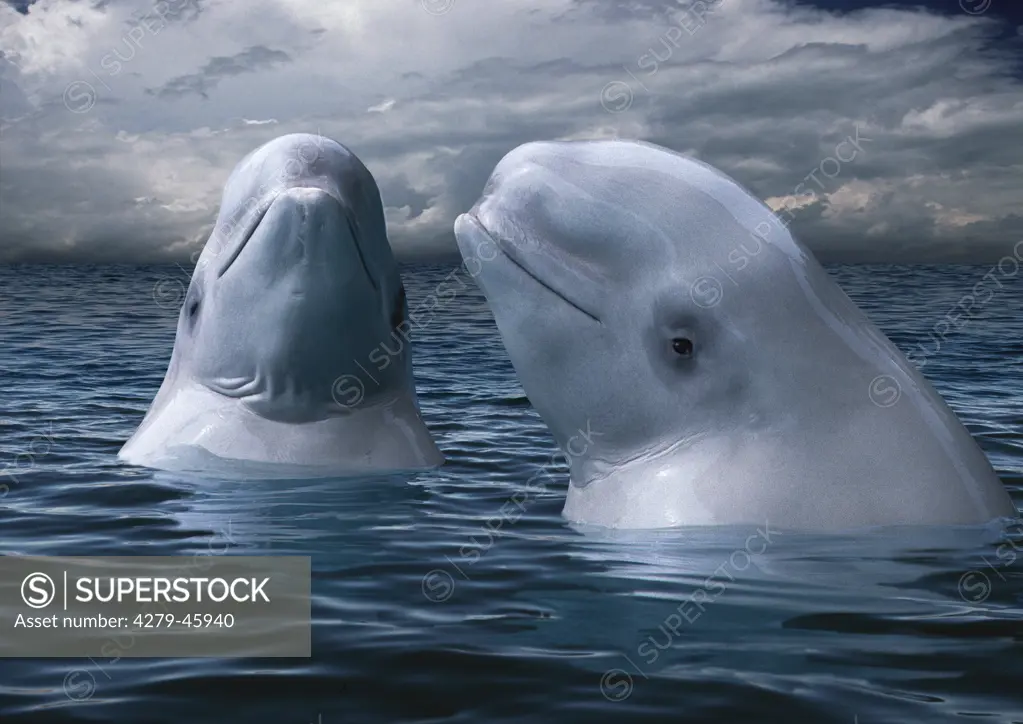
[{"left": 0, "top": 556, "right": 310, "bottom": 657}]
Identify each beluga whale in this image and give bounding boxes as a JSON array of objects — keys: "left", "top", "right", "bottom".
[
  {"left": 454, "top": 139, "right": 1016, "bottom": 531},
  {"left": 120, "top": 133, "right": 443, "bottom": 476}
]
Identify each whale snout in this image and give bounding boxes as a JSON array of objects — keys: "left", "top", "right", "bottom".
[
  {"left": 273, "top": 186, "right": 349, "bottom": 257},
  {"left": 219, "top": 185, "right": 375, "bottom": 290},
  {"left": 453, "top": 210, "right": 491, "bottom": 257},
  {"left": 265, "top": 185, "right": 350, "bottom": 249},
  {"left": 461, "top": 192, "right": 537, "bottom": 256},
  {"left": 121, "top": 133, "right": 445, "bottom": 474},
  {"left": 278, "top": 185, "right": 344, "bottom": 210},
  {"left": 455, "top": 196, "right": 605, "bottom": 325}
]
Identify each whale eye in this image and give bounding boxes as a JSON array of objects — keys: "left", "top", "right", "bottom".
[
  {"left": 672, "top": 337, "right": 694, "bottom": 358},
  {"left": 391, "top": 284, "right": 407, "bottom": 331},
  {"left": 183, "top": 288, "right": 201, "bottom": 329}
]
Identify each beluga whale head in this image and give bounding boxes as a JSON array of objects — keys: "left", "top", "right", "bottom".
[
  {"left": 120, "top": 133, "right": 443, "bottom": 476},
  {"left": 454, "top": 139, "right": 1016, "bottom": 531}
]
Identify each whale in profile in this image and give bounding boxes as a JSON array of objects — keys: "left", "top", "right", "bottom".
[
  {"left": 120, "top": 133, "right": 443, "bottom": 476},
  {"left": 454, "top": 139, "right": 1016, "bottom": 530}
]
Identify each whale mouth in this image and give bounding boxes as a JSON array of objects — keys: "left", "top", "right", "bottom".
[
  {"left": 216, "top": 195, "right": 274, "bottom": 278},
  {"left": 216, "top": 187, "right": 376, "bottom": 290},
  {"left": 463, "top": 211, "right": 601, "bottom": 324}
]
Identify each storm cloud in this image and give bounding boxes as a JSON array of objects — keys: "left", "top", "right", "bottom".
[{"left": 1, "top": 0, "right": 1021, "bottom": 263}]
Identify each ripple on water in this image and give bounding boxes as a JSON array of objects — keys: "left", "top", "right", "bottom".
[{"left": 0, "top": 264, "right": 1020, "bottom": 724}]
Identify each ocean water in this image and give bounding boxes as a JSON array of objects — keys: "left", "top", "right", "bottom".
[{"left": 0, "top": 263, "right": 1021, "bottom": 724}]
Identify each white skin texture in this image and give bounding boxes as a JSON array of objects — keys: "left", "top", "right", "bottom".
[
  {"left": 120, "top": 134, "right": 443, "bottom": 477},
  {"left": 454, "top": 139, "right": 1016, "bottom": 531}
]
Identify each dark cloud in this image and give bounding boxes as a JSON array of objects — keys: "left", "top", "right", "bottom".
[
  {"left": 3, "top": 0, "right": 34, "bottom": 14},
  {"left": 0, "top": 52, "right": 31, "bottom": 121},
  {"left": 1, "top": 0, "right": 1022, "bottom": 264},
  {"left": 146, "top": 46, "right": 291, "bottom": 99},
  {"left": 379, "top": 177, "right": 433, "bottom": 221}
]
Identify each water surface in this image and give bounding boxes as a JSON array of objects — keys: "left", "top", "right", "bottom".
[{"left": 0, "top": 264, "right": 1020, "bottom": 723}]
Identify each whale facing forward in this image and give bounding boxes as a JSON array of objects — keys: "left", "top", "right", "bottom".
[
  {"left": 454, "top": 139, "right": 1016, "bottom": 530},
  {"left": 120, "top": 133, "right": 443, "bottom": 476}
]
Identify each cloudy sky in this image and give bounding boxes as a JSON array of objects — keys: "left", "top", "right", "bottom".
[{"left": 1, "top": 0, "right": 1021, "bottom": 264}]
